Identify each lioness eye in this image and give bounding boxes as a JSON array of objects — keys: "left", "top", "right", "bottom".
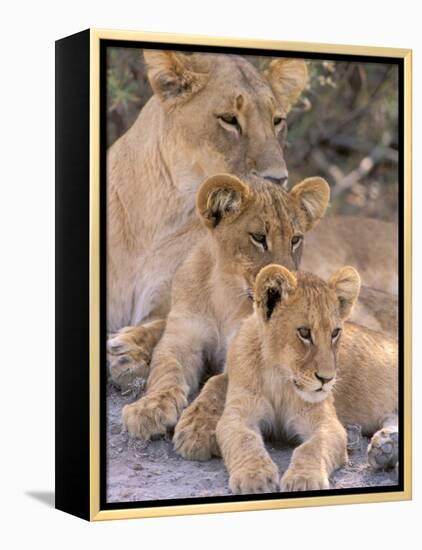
[
  {"left": 221, "top": 114, "right": 237, "bottom": 124},
  {"left": 298, "top": 327, "right": 312, "bottom": 342},
  {"left": 274, "top": 116, "right": 285, "bottom": 126},
  {"left": 291, "top": 234, "right": 303, "bottom": 250},
  {"left": 332, "top": 328, "right": 341, "bottom": 340},
  {"left": 218, "top": 113, "right": 241, "bottom": 133},
  {"left": 249, "top": 233, "right": 268, "bottom": 251}
]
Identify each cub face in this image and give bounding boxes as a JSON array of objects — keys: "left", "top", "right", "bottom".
[
  {"left": 196, "top": 174, "right": 330, "bottom": 294},
  {"left": 254, "top": 264, "right": 361, "bottom": 403}
]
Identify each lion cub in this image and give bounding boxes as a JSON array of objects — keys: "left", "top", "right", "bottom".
[
  {"left": 217, "top": 264, "right": 398, "bottom": 494},
  {"left": 122, "top": 173, "right": 330, "bottom": 440}
]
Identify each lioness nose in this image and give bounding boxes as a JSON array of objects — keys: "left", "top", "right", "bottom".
[
  {"left": 264, "top": 175, "right": 288, "bottom": 187},
  {"left": 255, "top": 168, "right": 289, "bottom": 188},
  {"left": 315, "top": 373, "right": 334, "bottom": 385}
]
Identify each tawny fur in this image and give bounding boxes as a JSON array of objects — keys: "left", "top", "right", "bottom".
[
  {"left": 122, "top": 174, "right": 330, "bottom": 440},
  {"left": 107, "top": 51, "right": 398, "bottom": 375},
  {"left": 303, "top": 216, "right": 398, "bottom": 296},
  {"left": 353, "top": 285, "right": 397, "bottom": 337},
  {"left": 107, "top": 52, "right": 307, "bottom": 333},
  {"left": 213, "top": 265, "right": 397, "bottom": 494}
]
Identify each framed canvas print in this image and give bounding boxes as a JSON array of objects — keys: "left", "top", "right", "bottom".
[{"left": 55, "top": 28, "right": 412, "bottom": 521}]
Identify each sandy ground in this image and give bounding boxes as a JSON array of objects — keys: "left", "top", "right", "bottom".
[{"left": 106, "top": 384, "right": 398, "bottom": 504}]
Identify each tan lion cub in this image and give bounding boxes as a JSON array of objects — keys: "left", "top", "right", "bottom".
[
  {"left": 217, "top": 264, "right": 398, "bottom": 494},
  {"left": 122, "top": 173, "right": 330, "bottom": 440}
]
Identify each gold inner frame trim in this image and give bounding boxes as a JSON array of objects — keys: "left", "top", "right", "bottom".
[{"left": 88, "top": 28, "right": 412, "bottom": 521}]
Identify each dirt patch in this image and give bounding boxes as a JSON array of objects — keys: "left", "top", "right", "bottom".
[{"left": 106, "top": 384, "right": 398, "bottom": 503}]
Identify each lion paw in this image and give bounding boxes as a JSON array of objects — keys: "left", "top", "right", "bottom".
[
  {"left": 107, "top": 328, "right": 151, "bottom": 393},
  {"left": 367, "top": 426, "right": 399, "bottom": 470},
  {"left": 122, "top": 389, "right": 187, "bottom": 440},
  {"left": 280, "top": 467, "right": 329, "bottom": 492},
  {"left": 229, "top": 459, "right": 279, "bottom": 495},
  {"left": 173, "top": 406, "right": 219, "bottom": 460}
]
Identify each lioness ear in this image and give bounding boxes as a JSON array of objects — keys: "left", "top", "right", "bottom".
[
  {"left": 265, "top": 58, "right": 308, "bottom": 112},
  {"left": 328, "top": 266, "right": 361, "bottom": 319},
  {"left": 255, "top": 265, "right": 297, "bottom": 321},
  {"left": 196, "top": 174, "right": 251, "bottom": 229},
  {"left": 143, "top": 50, "right": 208, "bottom": 100},
  {"left": 289, "top": 177, "right": 330, "bottom": 232}
]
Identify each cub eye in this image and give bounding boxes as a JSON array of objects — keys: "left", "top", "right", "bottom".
[
  {"left": 218, "top": 113, "right": 241, "bottom": 133},
  {"left": 291, "top": 234, "right": 303, "bottom": 250},
  {"left": 249, "top": 233, "right": 268, "bottom": 251},
  {"left": 298, "top": 327, "right": 312, "bottom": 342},
  {"left": 332, "top": 328, "right": 341, "bottom": 340}
]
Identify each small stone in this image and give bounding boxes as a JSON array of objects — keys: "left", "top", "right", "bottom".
[
  {"left": 346, "top": 424, "right": 362, "bottom": 450},
  {"left": 132, "top": 463, "right": 143, "bottom": 471}
]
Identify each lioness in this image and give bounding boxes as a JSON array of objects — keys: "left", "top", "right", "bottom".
[
  {"left": 108, "top": 51, "right": 308, "bottom": 334},
  {"left": 122, "top": 173, "right": 330, "bottom": 439},
  {"left": 210, "top": 265, "right": 397, "bottom": 494},
  {"left": 302, "top": 216, "right": 398, "bottom": 296}
]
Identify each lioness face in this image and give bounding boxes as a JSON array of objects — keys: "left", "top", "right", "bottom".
[
  {"left": 144, "top": 51, "right": 308, "bottom": 190},
  {"left": 196, "top": 174, "right": 330, "bottom": 294},
  {"left": 254, "top": 265, "right": 361, "bottom": 403}
]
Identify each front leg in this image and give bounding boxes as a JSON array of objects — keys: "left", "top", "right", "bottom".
[
  {"left": 281, "top": 403, "right": 347, "bottom": 492},
  {"left": 217, "top": 393, "right": 279, "bottom": 495},
  {"left": 122, "top": 315, "right": 208, "bottom": 440},
  {"left": 174, "top": 373, "right": 228, "bottom": 460},
  {"left": 107, "top": 319, "right": 166, "bottom": 392}
]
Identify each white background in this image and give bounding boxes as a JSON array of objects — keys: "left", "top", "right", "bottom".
[{"left": 0, "top": 0, "right": 419, "bottom": 548}]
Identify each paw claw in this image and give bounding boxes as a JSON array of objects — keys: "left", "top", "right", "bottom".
[
  {"left": 108, "top": 342, "right": 124, "bottom": 354},
  {"left": 280, "top": 467, "right": 329, "bottom": 492},
  {"left": 107, "top": 328, "right": 151, "bottom": 393},
  {"left": 173, "top": 405, "right": 217, "bottom": 460},
  {"left": 122, "top": 390, "right": 187, "bottom": 440},
  {"left": 229, "top": 460, "right": 279, "bottom": 495}
]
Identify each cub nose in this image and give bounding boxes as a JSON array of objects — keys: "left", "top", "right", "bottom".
[{"left": 315, "top": 373, "right": 334, "bottom": 385}]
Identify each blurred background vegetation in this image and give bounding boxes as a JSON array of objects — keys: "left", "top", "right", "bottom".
[{"left": 107, "top": 48, "right": 399, "bottom": 222}]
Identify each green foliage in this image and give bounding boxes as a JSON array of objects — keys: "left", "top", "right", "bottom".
[
  {"left": 106, "top": 48, "right": 151, "bottom": 144},
  {"left": 286, "top": 60, "right": 398, "bottom": 221}
]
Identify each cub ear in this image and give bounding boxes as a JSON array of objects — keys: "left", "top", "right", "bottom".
[
  {"left": 328, "top": 266, "right": 361, "bottom": 319},
  {"left": 196, "top": 174, "right": 251, "bottom": 229},
  {"left": 143, "top": 50, "right": 208, "bottom": 101},
  {"left": 254, "top": 265, "right": 297, "bottom": 321},
  {"left": 289, "top": 177, "right": 330, "bottom": 232},
  {"left": 265, "top": 58, "right": 308, "bottom": 112}
]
